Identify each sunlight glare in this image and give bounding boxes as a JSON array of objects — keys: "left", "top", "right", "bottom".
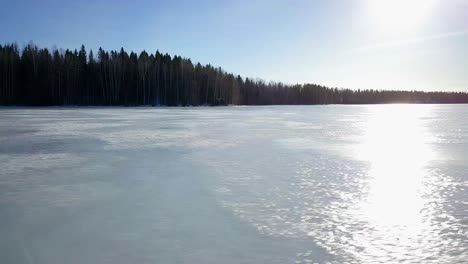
[
  {"left": 367, "top": 0, "right": 436, "bottom": 32},
  {"left": 354, "top": 105, "right": 439, "bottom": 261},
  {"left": 358, "top": 105, "right": 435, "bottom": 223}
]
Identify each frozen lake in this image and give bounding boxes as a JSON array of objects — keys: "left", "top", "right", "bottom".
[{"left": 1, "top": 105, "right": 467, "bottom": 263}]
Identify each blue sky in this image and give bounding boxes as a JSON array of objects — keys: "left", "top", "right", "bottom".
[{"left": 1, "top": 0, "right": 467, "bottom": 91}]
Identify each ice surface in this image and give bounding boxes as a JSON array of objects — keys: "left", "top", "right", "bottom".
[{"left": 0, "top": 105, "right": 467, "bottom": 263}]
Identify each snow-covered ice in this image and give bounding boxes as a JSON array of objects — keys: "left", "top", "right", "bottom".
[{"left": 1, "top": 105, "right": 467, "bottom": 263}]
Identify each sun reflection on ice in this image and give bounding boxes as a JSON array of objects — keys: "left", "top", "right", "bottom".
[{"left": 354, "top": 105, "right": 439, "bottom": 262}]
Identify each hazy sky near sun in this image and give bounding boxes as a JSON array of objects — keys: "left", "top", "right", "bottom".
[{"left": 1, "top": 0, "right": 467, "bottom": 91}]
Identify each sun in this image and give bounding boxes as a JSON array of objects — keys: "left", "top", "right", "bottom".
[{"left": 367, "top": 0, "right": 436, "bottom": 33}]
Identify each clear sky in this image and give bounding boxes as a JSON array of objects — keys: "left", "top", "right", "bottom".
[{"left": 1, "top": 0, "right": 467, "bottom": 91}]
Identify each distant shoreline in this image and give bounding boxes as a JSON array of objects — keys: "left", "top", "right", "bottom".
[
  {"left": 1, "top": 103, "right": 468, "bottom": 109},
  {"left": 2, "top": 43, "right": 468, "bottom": 106}
]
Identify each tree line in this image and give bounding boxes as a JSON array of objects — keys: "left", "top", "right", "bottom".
[{"left": 1, "top": 43, "right": 468, "bottom": 106}]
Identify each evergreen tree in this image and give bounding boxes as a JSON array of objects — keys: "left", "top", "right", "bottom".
[{"left": 0, "top": 42, "right": 467, "bottom": 106}]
